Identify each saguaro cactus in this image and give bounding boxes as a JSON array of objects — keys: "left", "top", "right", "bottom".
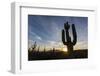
[{"left": 62, "top": 22, "right": 77, "bottom": 55}]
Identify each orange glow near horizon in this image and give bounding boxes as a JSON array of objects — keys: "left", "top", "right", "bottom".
[{"left": 62, "top": 47, "right": 68, "bottom": 52}]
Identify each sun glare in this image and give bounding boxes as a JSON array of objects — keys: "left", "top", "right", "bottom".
[{"left": 62, "top": 47, "right": 68, "bottom": 52}]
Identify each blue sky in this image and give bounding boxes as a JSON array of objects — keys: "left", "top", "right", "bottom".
[{"left": 28, "top": 15, "right": 88, "bottom": 51}]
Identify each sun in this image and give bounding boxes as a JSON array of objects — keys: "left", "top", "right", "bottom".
[{"left": 62, "top": 47, "right": 68, "bottom": 52}]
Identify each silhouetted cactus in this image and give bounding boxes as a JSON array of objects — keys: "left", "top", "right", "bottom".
[
  {"left": 32, "top": 41, "right": 37, "bottom": 51},
  {"left": 37, "top": 46, "right": 40, "bottom": 51},
  {"left": 44, "top": 47, "right": 46, "bottom": 52},
  {"left": 53, "top": 48, "right": 55, "bottom": 52},
  {"left": 62, "top": 22, "right": 77, "bottom": 55}
]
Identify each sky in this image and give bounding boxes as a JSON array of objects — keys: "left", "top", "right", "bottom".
[{"left": 28, "top": 15, "right": 88, "bottom": 51}]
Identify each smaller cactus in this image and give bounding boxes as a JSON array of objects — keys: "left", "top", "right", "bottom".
[
  {"left": 44, "top": 47, "right": 46, "bottom": 52},
  {"left": 32, "top": 41, "right": 37, "bottom": 51},
  {"left": 53, "top": 48, "right": 55, "bottom": 52}
]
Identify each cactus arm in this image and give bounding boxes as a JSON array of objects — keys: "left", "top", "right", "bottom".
[
  {"left": 62, "top": 29, "right": 68, "bottom": 45},
  {"left": 72, "top": 24, "right": 77, "bottom": 45},
  {"left": 62, "top": 29, "right": 66, "bottom": 45}
]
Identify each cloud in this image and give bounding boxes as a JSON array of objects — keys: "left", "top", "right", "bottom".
[
  {"left": 36, "top": 36, "right": 42, "bottom": 40},
  {"left": 29, "top": 28, "right": 42, "bottom": 41},
  {"left": 74, "top": 41, "right": 88, "bottom": 50},
  {"left": 46, "top": 40, "right": 63, "bottom": 48}
]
